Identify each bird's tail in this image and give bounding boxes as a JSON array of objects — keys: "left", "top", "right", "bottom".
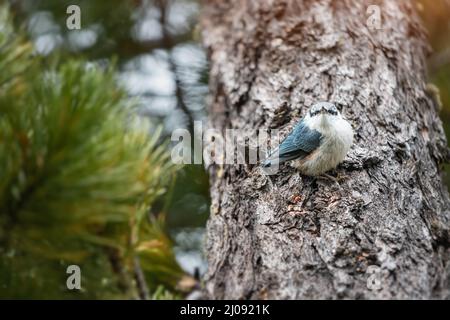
[
  {"left": 262, "top": 148, "right": 302, "bottom": 168},
  {"left": 262, "top": 148, "right": 282, "bottom": 168}
]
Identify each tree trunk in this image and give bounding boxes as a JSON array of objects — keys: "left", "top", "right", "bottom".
[{"left": 200, "top": 0, "right": 450, "bottom": 299}]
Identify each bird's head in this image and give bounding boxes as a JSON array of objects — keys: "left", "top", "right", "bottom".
[{"left": 306, "top": 102, "right": 341, "bottom": 127}]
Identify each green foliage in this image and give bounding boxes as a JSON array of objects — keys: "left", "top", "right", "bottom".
[
  {"left": 150, "top": 285, "right": 181, "bottom": 300},
  {"left": 0, "top": 5, "right": 183, "bottom": 299}
]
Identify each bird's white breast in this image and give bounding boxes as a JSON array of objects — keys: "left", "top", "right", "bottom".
[{"left": 293, "top": 115, "right": 353, "bottom": 176}]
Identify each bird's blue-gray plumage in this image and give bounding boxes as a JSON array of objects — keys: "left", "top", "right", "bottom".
[
  {"left": 262, "top": 102, "right": 354, "bottom": 175},
  {"left": 263, "top": 120, "right": 322, "bottom": 167}
]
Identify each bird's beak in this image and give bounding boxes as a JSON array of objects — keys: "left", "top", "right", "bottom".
[{"left": 319, "top": 107, "right": 329, "bottom": 124}]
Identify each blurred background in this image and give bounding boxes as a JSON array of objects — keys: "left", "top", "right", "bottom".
[
  {"left": 18, "top": 0, "right": 211, "bottom": 276},
  {"left": 0, "top": 0, "right": 449, "bottom": 299}
]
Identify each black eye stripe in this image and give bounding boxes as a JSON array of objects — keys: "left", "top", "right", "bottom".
[{"left": 310, "top": 110, "right": 337, "bottom": 116}]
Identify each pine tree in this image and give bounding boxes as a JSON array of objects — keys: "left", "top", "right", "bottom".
[{"left": 0, "top": 5, "right": 184, "bottom": 299}]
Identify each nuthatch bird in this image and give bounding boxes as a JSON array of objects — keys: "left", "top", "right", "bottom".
[{"left": 263, "top": 102, "right": 353, "bottom": 176}]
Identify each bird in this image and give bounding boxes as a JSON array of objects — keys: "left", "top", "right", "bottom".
[{"left": 263, "top": 102, "right": 354, "bottom": 177}]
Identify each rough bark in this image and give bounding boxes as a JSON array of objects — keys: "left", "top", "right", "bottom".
[{"left": 201, "top": 0, "right": 450, "bottom": 299}]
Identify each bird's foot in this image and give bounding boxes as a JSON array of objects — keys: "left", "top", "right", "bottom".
[
  {"left": 317, "top": 172, "right": 348, "bottom": 186},
  {"left": 318, "top": 173, "right": 339, "bottom": 184},
  {"left": 336, "top": 172, "right": 349, "bottom": 182}
]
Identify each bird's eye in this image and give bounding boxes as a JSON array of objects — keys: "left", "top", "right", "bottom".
[{"left": 328, "top": 109, "right": 337, "bottom": 115}]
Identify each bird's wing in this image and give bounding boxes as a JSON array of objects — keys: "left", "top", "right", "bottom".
[{"left": 263, "top": 120, "right": 322, "bottom": 167}]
